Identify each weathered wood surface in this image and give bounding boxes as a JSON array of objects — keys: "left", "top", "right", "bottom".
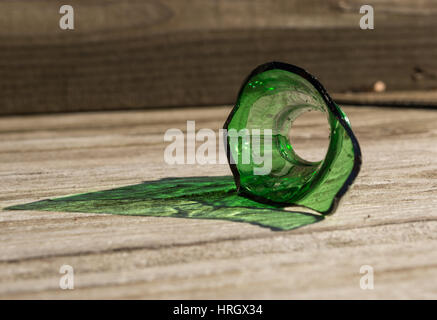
[
  {"left": 2, "top": 0, "right": 437, "bottom": 115},
  {"left": 334, "top": 90, "right": 437, "bottom": 108},
  {"left": 1, "top": 105, "right": 437, "bottom": 299}
]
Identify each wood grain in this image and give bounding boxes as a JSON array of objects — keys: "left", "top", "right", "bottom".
[
  {"left": 334, "top": 90, "right": 437, "bottom": 108},
  {"left": 1, "top": 105, "right": 437, "bottom": 299},
  {"left": 2, "top": 0, "right": 437, "bottom": 115}
]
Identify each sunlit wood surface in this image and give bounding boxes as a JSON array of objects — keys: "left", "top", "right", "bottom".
[{"left": 1, "top": 105, "right": 437, "bottom": 299}]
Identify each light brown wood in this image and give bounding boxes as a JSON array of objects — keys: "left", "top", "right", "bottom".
[
  {"left": 1, "top": 105, "right": 437, "bottom": 299},
  {"left": 2, "top": 0, "right": 437, "bottom": 115}
]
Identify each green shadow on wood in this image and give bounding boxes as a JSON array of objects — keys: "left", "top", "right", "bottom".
[{"left": 5, "top": 176, "right": 324, "bottom": 231}]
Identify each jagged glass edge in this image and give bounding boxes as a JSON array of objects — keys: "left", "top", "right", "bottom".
[{"left": 223, "top": 61, "right": 362, "bottom": 215}]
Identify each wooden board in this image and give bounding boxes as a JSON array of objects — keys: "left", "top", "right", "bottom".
[
  {"left": 334, "top": 90, "right": 437, "bottom": 108},
  {"left": 1, "top": 105, "right": 437, "bottom": 299},
  {"left": 2, "top": 0, "right": 437, "bottom": 115}
]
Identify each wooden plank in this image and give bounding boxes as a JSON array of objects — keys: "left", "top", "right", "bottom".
[
  {"left": 1, "top": 0, "right": 437, "bottom": 115},
  {"left": 1, "top": 105, "right": 437, "bottom": 298},
  {"left": 334, "top": 90, "right": 437, "bottom": 108}
]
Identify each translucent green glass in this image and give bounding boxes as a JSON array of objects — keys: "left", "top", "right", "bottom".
[{"left": 224, "top": 62, "right": 361, "bottom": 214}]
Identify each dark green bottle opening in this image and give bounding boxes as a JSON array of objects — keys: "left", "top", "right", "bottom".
[{"left": 224, "top": 62, "right": 361, "bottom": 214}]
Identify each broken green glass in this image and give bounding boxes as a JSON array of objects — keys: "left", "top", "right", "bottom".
[{"left": 224, "top": 62, "right": 361, "bottom": 214}]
